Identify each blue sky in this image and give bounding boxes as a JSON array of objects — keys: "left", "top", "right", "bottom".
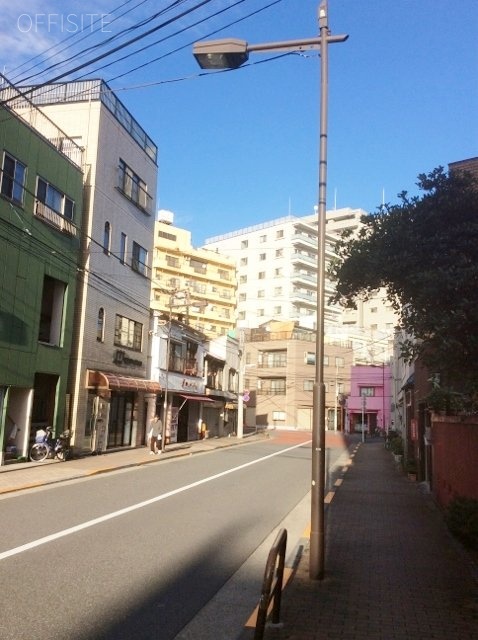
[{"left": 2, "top": 0, "right": 477, "bottom": 245}]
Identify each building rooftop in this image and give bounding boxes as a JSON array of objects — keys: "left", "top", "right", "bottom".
[{"left": 0, "top": 78, "right": 157, "bottom": 164}]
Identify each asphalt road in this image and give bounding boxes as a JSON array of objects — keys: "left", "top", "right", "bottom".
[{"left": 0, "top": 433, "right": 349, "bottom": 640}]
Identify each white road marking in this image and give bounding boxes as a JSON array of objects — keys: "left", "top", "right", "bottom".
[{"left": 0, "top": 440, "right": 311, "bottom": 561}]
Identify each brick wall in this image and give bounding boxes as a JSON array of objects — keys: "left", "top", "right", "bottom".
[{"left": 431, "top": 415, "right": 478, "bottom": 508}]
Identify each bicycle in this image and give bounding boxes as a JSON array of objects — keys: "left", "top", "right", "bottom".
[{"left": 29, "top": 427, "right": 71, "bottom": 462}]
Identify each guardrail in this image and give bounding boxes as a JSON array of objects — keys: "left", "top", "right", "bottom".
[{"left": 254, "top": 528, "right": 288, "bottom": 640}]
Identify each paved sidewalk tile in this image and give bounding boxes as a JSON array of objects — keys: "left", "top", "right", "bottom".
[{"left": 265, "top": 441, "right": 478, "bottom": 640}]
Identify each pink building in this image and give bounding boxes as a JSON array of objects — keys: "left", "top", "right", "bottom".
[{"left": 346, "top": 364, "right": 391, "bottom": 434}]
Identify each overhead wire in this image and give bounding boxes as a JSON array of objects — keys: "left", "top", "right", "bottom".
[
  {"left": 9, "top": 0, "right": 144, "bottom": 82},
  {"left": 3, "top": 0, "right": 288, "bottom": 108},
  {"left": 2, "top": 0, "right": 217, "bottom": 103},
  {"left": 80, "top": 0, "right": 283, "bottom": 83},
  {"left": 13, "top": 0, "right": 190, "bottom": 85}
]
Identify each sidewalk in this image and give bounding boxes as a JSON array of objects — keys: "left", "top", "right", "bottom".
[
  {"left": 260, "top": 440, "right": 478, "bottom": 640},
  {"left": 0, "top": 434, "right": 263, "bottom": 496}
]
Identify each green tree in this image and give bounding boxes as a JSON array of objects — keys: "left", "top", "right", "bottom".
[{"left": 330, "top": 166, "right": 478, "bottom": 393}]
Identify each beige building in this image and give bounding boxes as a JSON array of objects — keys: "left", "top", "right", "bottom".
[
  {"left": 243, "top": 321, "right": 353, "bottom": 431},
  {"left": 151, "top": 211, "right": 237, "bottom": 338}
]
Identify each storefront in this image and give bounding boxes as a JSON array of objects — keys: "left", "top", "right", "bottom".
[{"left": 86, "top": 371, "right": 161, "bottom": 451}]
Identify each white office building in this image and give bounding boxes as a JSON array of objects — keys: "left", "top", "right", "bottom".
[
  {"left": 205, "top": 207, "right": 398, "bottom": 363},
  {"left": 204, "top": 215, "right": 342, "bottom": 330}
]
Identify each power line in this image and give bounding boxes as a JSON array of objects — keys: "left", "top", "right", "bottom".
[
  {"left": 10, "top": 0, "right": 146, "bottom": 82},
  {"left": 82, "top": 0, "right": 283, "bottom": 83},
  {"left": 2, "top": 0, "right": 217, "bottom": 104},
  {"left": 14, "top": 0, "right": 189, "bottom": 85}
]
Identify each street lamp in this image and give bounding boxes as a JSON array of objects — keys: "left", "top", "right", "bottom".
[{"left": 193, "top": 1, "right": 347, "bottom": 580}]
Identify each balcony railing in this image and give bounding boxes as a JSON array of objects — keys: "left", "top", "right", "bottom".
[
  {"left": 34, "top": 200, "right": 77, "bottom": 237},
  {"left": 168, "top": 355, "right": 198, "bottom": 376}
]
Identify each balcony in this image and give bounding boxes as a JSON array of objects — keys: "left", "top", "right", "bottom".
[
  {"left": 168, "top": 356, "right": 199, "bottom": 376},
  {"left": 291, "top": 251, "right": 317, "bottom": 267},
  {"left": 34, "top": 200, "right": 77, "bottom": 237}
]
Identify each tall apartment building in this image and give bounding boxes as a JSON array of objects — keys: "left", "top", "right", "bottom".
[
  {"left": 308, "top": 207, "right": 398, "bottom": 361},
  {"left": 204, "top": 215, "right": 341, "bottom": 330},
  {"left": 151, "top": 210, "right": 237, "bottom": 338},
  {"left": 0, "top": 93, "right": 84, "bottom": 464},
  {"left": 5, "top": 79, "right": 160, "bottom": 453},
  {"left": 205, "top": 207, "right": 398, "bottom": 365}
]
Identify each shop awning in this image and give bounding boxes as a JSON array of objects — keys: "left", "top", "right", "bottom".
[
  {"left": 87, "top": 370, "right": 161, "bottom": 393},
  {"left": 180, "top": 394, "right": 215, "bottom": 403}
]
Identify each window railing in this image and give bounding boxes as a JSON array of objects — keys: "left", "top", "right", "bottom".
[
  {"left": 34, "top": 200, "right": 77, "bottom": 237},
  {"left": 117, "top": 164, "right": 152, "bottom": 214},
  {"left": 168, "top": 355, "right": 198, "bottom": 376},
  {"left": 257, "top": 388, "right": 286, "bottom": 396}
]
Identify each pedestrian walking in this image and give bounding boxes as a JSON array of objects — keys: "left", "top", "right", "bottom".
[{"left": 148, "top": 415, "right": 162, "bottom": 455}]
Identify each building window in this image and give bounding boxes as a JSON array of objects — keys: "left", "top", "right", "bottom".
[
  {"left": 275, "top": 249, "right": 283, "bottom": 258},
  {"left": 303, "top": 379, "right": 314, "bottom": 391},
  {"left": 259, "top": 351, "right": 287, "bottom": 367},
  {"left": 1, "top": 152, "right": 26, "bottom": 204},
  {"left": 258, "top": 290, "right": 265, "bottom": 298},
  {"left": 158, "top": 229, "right": 177, "bottom": 241},
  {"left": 36, "top": 177, "right": 74, "bottom": 219},
  {"left": 276, "top": 229, "right": 284, "bottom": 239},
  {"left": 239, "top": 293, "right": 246, "bottom": 302},
  {"left": 272, "top": 411, "right": 286, "bottom": 422},
  {"left": 257, "top": 309, "right": 265, "bottom": 317},
  {"left": 120, "top": 232, "right": 127, "bottom": 264},
  {"left": 114, "top": 314, "right": 142, "bottom": 351},
  {"left": 118, "top": 159, "right": 150, "bottom": 212},
  {"left": 241, "top": 240, "right": 248, "bottom": 249},
  {"left": 166, "top": 255, "right": 180, "bottom": 268},
  {"left": 97, "top": 307, "right": 105, "bottom": 342},
  {"left": 274, "top": 286, "right": 282, "bottom": 296},
  {"left": 240, "top": 257, "right": 248, "bottom": 266},
  {"left": 274, "top": 268, "right": 282, "bottom": 277},
  {"left": 238, "top": 311, "right": 245, "bottom": 320},
  {"left": 190, "top": 258, "right": 207, "bottom": 274},
  {"left": 258, "top": 272, "right": 266, "bottom": 280},
  {"left": 360, "top": 387, "right": 375, "bottom": 397},
  {"left": 132, "top": 241, "right": 148, "bottom": 276},
  {"left": 218, "top": 269, "right": 230, "bottom": 280},
  {"left": 274, "top": 306, "right": 281, "bottom": 315},
  {"left": 260, "top": 234, "right": 267, "bottom": 243},
  {"left": 270, "top": 379, "right": 286, "bottom": 394},
  {"left": 335, "top": 356, "right": 344, "bottom": 367},
  {"left": 38, "top": 275, "right": 66, "bottom": 346},
  {"left": 240, "top": 275, "right": 247, "bottom": 284},
  {"left": 305, "top": 352, "right": 315, "bottom": 365},
  {"left": 259, "top": 253, "right": 266, "bottom": 261},
  {"left": 103, "top": 222, "right": 111, "bottom": 255}
]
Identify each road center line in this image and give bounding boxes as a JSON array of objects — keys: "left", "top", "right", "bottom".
[{"left": 0, "top": 440, "right": 311, "bottom": 562}]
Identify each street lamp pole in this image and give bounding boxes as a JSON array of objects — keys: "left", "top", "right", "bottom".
[
  {"left": 310, "top": 0, "right": 330, "bottom": 580},
  {"left": 192, "top": 1, "right": 347, "bottom": 581}
]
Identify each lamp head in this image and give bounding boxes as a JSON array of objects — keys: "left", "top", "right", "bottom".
[{"left": 193, "top": 38, "right": 249, "bottom": 70}]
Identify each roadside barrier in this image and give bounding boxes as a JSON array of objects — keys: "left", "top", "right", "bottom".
[{"left": 254, "top": 527, "right": 288, "bottom": 639}]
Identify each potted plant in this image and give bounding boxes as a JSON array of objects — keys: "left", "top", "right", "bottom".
[
  {"left": 390, "top": 435, "right": 404, "bottom": 464},
  {"left": 406, "top": 458, "right": 417, "bottom": 481},
  {"left": 424, "top": 387, "right": 465, "bottom": 415}
]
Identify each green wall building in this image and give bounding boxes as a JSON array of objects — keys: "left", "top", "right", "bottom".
[{"left": 0, "top": 101, "right": 83, "bottom": 463}]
